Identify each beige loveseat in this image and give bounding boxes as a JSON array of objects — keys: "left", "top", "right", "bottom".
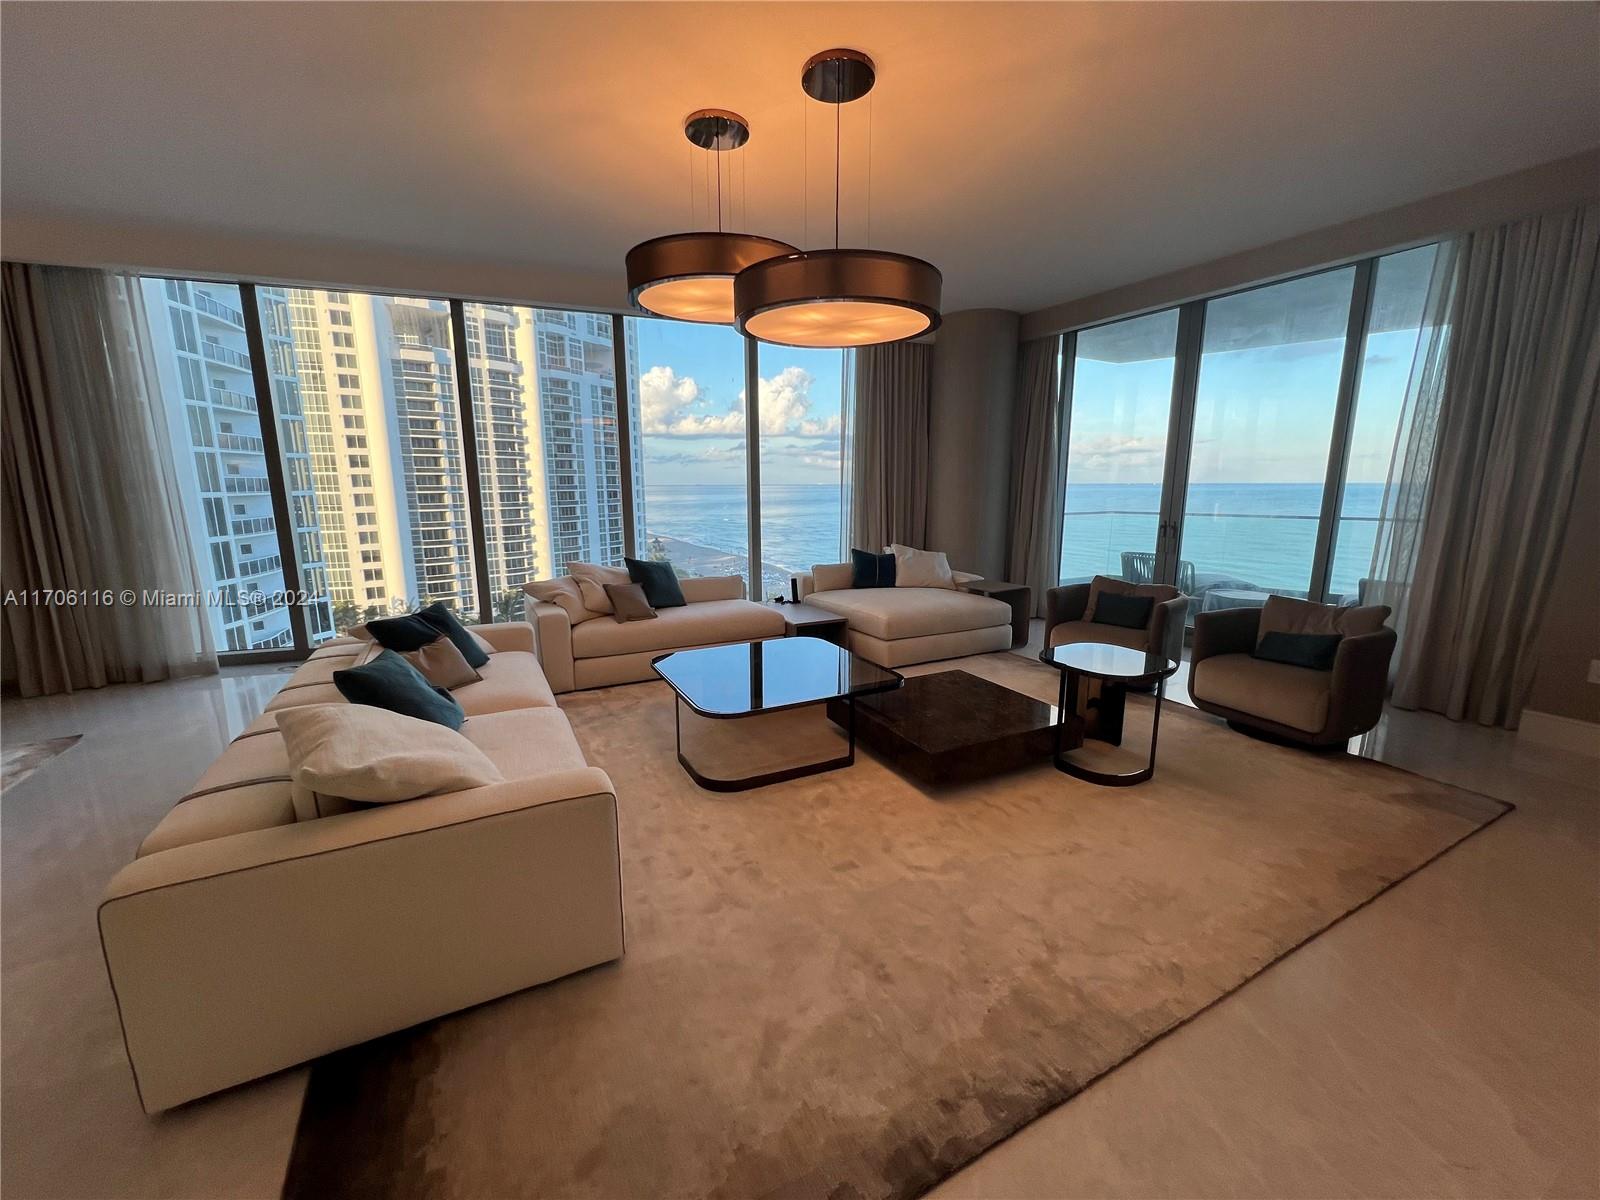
[
  {"left": 524, "top": 574, "right": 785, "bottom": 693},
  {"left": 99, "top": 623, "right": 623, "bottom": 1112},
  {"left": 792, "top": 563, "right": 1013, "bottom": 667}
]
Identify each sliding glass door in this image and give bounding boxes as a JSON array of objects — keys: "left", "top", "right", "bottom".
[
  {"left": 1175, "top": 267, "right": 1356, "bottom": 611},
  {"left": 1059, "top": 309, "right": 1178, "bottom": 585}
]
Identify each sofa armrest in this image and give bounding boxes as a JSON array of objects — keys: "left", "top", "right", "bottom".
[
  {"left": 1149, "top": 595, "right": 1189, "bottom": 664},
  {"left": 952, "top": 570, "right": 983, "bottom": 587},
  {"left": 1326, "top": 627, "right": 1397, "bottom": 738},
  {"left": 1190, "top": 606, "right": 1261, "bottom": 666},
  {"left": 473, "top": 621, "right": 535, "bottom": 655},
  {"left": 523, "top": 597, "right": 575, "bottom": 693},
  {"left": 1045, "top": 583, "right": 1090, "bottom": 633},
  {"left": 679, "top": 575, "right": 745, "bottom": 604},
  {"left": 101, "top": 768, "right": 621, "bottom": 1112}
]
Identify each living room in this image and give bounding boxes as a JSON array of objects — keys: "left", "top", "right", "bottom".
[{"left": 2, "top": 3, "right": 1597, "bottom": 1198}]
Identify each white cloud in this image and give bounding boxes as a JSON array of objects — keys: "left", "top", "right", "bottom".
[
  {"left": 637, "top": 365, "right": 743, "bottom": 437},
  {"left": 1072, "top": 435, "right": 1167, "bottom": 471},
  {"left": 640, "top": 363, "right": 841, "bottom": 440}
]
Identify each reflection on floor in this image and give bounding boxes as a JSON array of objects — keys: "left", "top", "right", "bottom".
[{"left": 1, "top": 634, "right": 1595, "bottom": 1199}]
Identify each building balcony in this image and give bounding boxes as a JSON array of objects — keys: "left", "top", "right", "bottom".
[
  {"left": 201, "top": 341, "right": 252, "bottom": 371},
  {"left": 231, "top": 516, "right": 276, "bottom": 537},
  {"left": 216, "top": 432, "right": 265, "bottom": 454},
  {"left": 193, "top": 291, "right": 245, "bottom": 329},
  {"left": 224, "top": 476, "right": 272, "bottom": 495},
  {"left": 208, "top": 387, "right": 258, "bottom": 415}
]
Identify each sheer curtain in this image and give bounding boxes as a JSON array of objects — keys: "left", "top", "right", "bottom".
[
  {"left": 2, "top": 262, "right": 218, "bottom": 696},
  {"left": 1006, "top": 337, "right": 1064, "bottom": 615},
  {"left": 849, "top": 342, "right": 932, "bottom": 552},
  {"left": 1380, "top": 202, "right": 1600, "bottom": 728}
]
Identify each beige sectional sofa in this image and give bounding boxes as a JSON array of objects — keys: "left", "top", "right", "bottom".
[
  {"left": 99, "top": 623, "right": 623, "bottom": 1112},
  {"left": 793, "top": 563, "right": 1013, "bottom": 667},
  {"left": 525, "top": 574, "right": 784, "bottom": 693}
]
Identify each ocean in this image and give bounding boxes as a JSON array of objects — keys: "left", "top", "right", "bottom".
[{"left": 642, "top": 481, "right": 1383, "bottom": 602}]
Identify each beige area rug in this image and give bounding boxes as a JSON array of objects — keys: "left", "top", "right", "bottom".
[
  {"left": 283, "top": 653, "right": 1508, "bottom": 1200},
  {"left": 0, "top": 735, "right": 81, "bottom": 795}
]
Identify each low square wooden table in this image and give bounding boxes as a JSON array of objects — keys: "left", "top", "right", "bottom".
[{"left": 826, "top": 669, "right": 1080, "bottom": 785}]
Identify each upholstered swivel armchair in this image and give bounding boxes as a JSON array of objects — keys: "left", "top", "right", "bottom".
[
  {"left": 1044, "top": 575, "right": 1188, "bottom": 665},
  {"left": 1189, "top": 594, "right": 1396, "bottom": 747}
]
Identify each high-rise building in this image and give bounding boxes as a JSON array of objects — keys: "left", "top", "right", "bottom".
[
  {"left": 141, "top": 279, "right": 333, "bottom": 651},
  {"left": 148, "top": 282, "right": 635, "bottom": 644}
]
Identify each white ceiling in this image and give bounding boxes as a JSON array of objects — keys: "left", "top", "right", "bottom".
[{"left": 3, "top": 2, "right": 1597, "bottom": 314}]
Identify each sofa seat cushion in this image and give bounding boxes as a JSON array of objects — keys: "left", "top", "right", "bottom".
[
  {"left": 807, "top": 588, "right": 1011, "bottom": 641},
  {"left": 138, "top": 783, "right": 296, "bottom": 858},
  {"left": 453, "top": 651, "right": 557, "bottom": 714},
  {"left": 1046, "top": 619, "right": 1150, "bottom": 652},
  {"left": 461, "top": 707, "right": 588, "bottom": 778},
  {"left": 1191, "top": 652, "right": 1332, "bottom": 734},
  {"left": 570, "top": 599, "right": 785, "bottom": 659}
]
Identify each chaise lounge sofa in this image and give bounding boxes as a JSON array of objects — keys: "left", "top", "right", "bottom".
[
  {"left": 792, "top": 562, "right": 1013, "bottom": 667},
  {"left": 98, "top": 623, "right": 623, "bottom": 1112}
]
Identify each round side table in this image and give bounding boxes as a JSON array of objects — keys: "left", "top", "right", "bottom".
[{"left": 1041, "top": 642, "right": 1179, "bottom": 786}]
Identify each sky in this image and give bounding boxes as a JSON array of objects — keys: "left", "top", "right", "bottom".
[{"left": 631, "top": 318, "right": 845, "bottom": 487}]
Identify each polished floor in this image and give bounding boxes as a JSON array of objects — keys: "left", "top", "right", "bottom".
[{"left": 2, "top": 636, "right": 1596, "bottom": 1199}]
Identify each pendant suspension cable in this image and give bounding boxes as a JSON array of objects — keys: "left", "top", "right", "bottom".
[
  {"left": 716, "top": 141, "right": 723, "bottom": 233},
  {"left": 834, "top": 57, "right": 842, "bottom": 250},
  {"left": 802, "top": 88, "right": 809, "bottom": 249},
  {"left": 867, "top": 91, "right": 873, "bottom": 248}
]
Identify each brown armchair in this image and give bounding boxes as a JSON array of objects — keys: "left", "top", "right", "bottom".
[
  {"left": 1045, "top": 576, "right": 1188, "bottom": 667},
  {"left": 1189, "top": 596, "right": 1396, "bottom": 747}
]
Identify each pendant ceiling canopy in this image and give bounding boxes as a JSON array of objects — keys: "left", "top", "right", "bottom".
[{"left": 625, "top": 110, "right": 797, "bottom": 325}]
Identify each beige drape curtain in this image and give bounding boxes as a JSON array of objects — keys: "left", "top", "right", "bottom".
[
  {"left": 2, "top": 262, "right": 218, "bottom": 696},
  {"left": 1389, "top": 202, "right": 1600, "bottom": 728},
  {"left": 1006, "top": 337, "right": 1064, "bottom": 616},
  {"left": 849, "top": 342, "right": 932, "bottom": 552}
]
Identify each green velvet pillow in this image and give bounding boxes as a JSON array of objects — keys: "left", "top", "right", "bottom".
[
  {"left": 1090, "top": 592, "right": 1154, "bottom": 629},
  {"left": 1253, "top": 631, "right": 1343, "bottom": 671},
  {"left": 625, "top": 557, "right": 686, "bottom": 608},
  {"left": 333, "top": 648, "right": 466, "bottom": 730}
]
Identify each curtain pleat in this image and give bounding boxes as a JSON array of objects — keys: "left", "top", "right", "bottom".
[
  {"left": 1005, "top": 337, "right": 1063, "bottom": 616},
  {"left": 1390, "top": 202, "right": 1600, "bottom": 728},
  {"left": 849, "top": 342, "right": 932, "bottom": 553},
  {"left": 2, "top": 262, "right": 218, "bottom": 696}
]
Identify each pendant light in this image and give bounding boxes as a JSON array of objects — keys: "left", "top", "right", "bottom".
[
  {"left": 626, "top": 110, "right": 797, "bottom": 325},
  {"left": 734, "top": 49, "right": 942, "bottom": 348}
]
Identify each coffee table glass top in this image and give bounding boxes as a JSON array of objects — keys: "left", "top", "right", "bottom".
[
  {"left": 654, "top": 638, "right": 901, "bottom": 717},
  {"left": 1042, "top": 641, "right": 1179, "bottom": 681}
]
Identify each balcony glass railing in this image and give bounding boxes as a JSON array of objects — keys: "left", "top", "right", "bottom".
[
  {"left": 201, "top": 341, "right": 252, "bottom": 370},
  {"left": 216, "top": 432, "right": 264, "bottom": 453},
  {"left": 208, "top": 387, "right": 258, "bottom": 414},
  {"left": 193, "top": 291, "right": 245, "bottom": 328}
]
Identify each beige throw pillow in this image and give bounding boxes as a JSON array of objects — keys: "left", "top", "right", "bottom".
[
  {"left": 604, "top": 582, "right": 658, "bottom": 622},
  {"left": 811, "top": 562, "right": 855, "bottom": 593},
  {"left": 275, "top": 704, "right": 503, "bottom": 807},
  {"left": 568, "top": 562, "right": 629, "bottom": 615},
  {"left": 401, "top": 635, "right": 482, "bottom": 689},
  {"left": 1257, "top": 594, "right": 1389, "bottom": 646},
  {"left": 523, "top": 577, "right": 594, "bottom": 625},
  {"left": 890, "top": 544, "right": 956, "bottom": 589}
]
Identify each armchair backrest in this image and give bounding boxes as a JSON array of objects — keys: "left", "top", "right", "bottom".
[{"left": 1258, "top": 594, "right": 1389, "bottom": 646}]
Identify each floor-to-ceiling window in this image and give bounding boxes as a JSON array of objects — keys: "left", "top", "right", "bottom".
[
  {"left": 140, "top": 278, "right": 321, "bottom": 651},
  {"left": 1059, "top": 310, "right": 1179, "bottom": 585},
  {"left": 255, "top": 288, "right": 478, "bottom": 636},
  {"left": 624, "top": 317, "right": 750, "bottom": 587},
  {"left": 1177, "top": 267, "right": 1356, "bottom": 609},
  {"left": 1325, "top": 244, "right": 1442, "bottom": 604},
  {"left": 462, "top": 304, "right": 628, "bottom": 621},
  {"left": 756, "top": 344, "right": 849, "bottom": 598}
]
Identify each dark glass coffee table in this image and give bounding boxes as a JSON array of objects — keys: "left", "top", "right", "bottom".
[
  {"left": 1041, "top": 642, "right": 1180, "bottom": 786},
  {"left": 653, "top": 638, "right": 902, "bottom": 791}
]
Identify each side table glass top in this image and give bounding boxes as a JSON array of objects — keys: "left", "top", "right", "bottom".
[
  {"left": 654, "top": 638, "right": 901, "bottom": 717},
  {"left": 1041, "top": 642, "right": 1179, "bottom": 682}
]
